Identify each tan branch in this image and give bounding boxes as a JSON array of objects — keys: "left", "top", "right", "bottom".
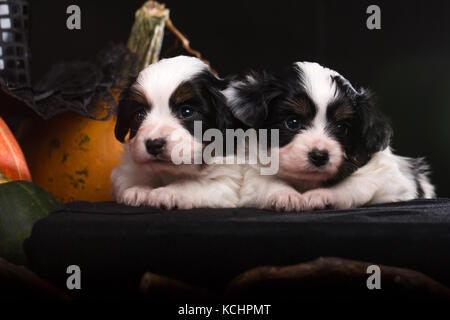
[{"left": 165, "top": 17, "right": 217, "bottom": 75}]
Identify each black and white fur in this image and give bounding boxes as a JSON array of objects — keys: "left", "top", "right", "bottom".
[
  {"left": 225, "top": 61, "right": 435, "bottom": 211},
  {"left": 111, "top": 56, "right": 241, "bottom": 209}
]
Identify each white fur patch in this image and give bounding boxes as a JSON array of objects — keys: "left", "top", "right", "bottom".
[
  {"left": 295, "top": 62, "right": 339, "bottom": 113},
  {"left": 135, "top": 55, "right": 208, "bottom": 110},
  {"left": 277, "top": 128, "right": 343, "bottom": 182}
]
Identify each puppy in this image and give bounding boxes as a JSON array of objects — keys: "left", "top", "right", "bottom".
[
  {"left": 111, "top": 56, "right": 241, "bottom": 209},
  {"left": 225, "top": 61, "right": 435, "bottom": 211}
]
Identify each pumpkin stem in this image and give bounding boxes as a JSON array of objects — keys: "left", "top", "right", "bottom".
[
  {"left": 118, "top": 1, "right": 169, "bottom": 84},
  {"left": 0, "top": 169, "right": 11, "bottom": 184}
]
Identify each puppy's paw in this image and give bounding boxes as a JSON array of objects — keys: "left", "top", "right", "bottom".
[
  {"left": 118, "top": 186, "right": 152, "bottom": 206},
  {"left": 302, "top": 189, "right": 343, "bottom": 210},
  {"left": 264, "top": 189, "right": 305, "bottom": 212},
  {"left": 147, "top": 187, "right": 193, "bottom": 210}
]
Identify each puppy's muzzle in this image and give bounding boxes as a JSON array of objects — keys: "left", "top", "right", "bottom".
[
  {"left": 145, "top": 138, "right": 166, "bottom": 156},
  {"left": 308, "top": 149, "right": 329, "bottom": 167}
]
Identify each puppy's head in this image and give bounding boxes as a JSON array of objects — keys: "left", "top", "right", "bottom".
[
  {"left": 226, "top": 62, "right": 393, "bottom": 184},
  {"left": 115, "top": 56, "right": 234, "bottom": 174}
]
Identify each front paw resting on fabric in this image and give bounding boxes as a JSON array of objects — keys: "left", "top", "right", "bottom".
[
  {"left": 264, "top": 189, "right": 305, "bottom": 212},
  {"left": 302, "top": 188, "right": 345, "bottom": 210},
  {"left": 118, "top": 186, "right": 153, "bottom": 206},
  {"left": 147, "top": 187, "right": 193, "bottom": 210}
]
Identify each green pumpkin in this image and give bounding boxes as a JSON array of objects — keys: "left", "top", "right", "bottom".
[{"left": 0, "top": 173, "right": 60, "bottom": 265}]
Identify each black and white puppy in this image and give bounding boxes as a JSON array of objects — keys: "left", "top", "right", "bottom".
[
  {"left": 226, "top": 61, "right": 435, "bottom": 211},
  {"left": 111, "top": 56, "right": 241, "bottom": 209}
]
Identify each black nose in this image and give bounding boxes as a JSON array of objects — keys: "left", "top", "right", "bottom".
[
  {"left": 308, "top": 149, "right": 329, "bottom": 167},
  {"left": 145, "top": 138, "right": 166, "bottom": 156}
]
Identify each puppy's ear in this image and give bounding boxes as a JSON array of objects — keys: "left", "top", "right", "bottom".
[
  {"left": 226, "top": 72, "right": 281, "bottom": 128},
  {"left": 211, "top": 88, "right": 237, "bottom": 130},
  {"left": 114, "top": 86, "right": 134, "bottom": 143},
  {"left": 354, "top": 89, "right": 393, "bottom": 155},
  {"left": 203, "top": 77, "right": 237, "bottom": 130}
]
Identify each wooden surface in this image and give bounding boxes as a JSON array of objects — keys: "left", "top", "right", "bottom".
[
  {"left": 0, "top": 258, "right": 71, "bottom": 299},
  {"left": 139, "top": 257, "right": 450, "bottom": 299}
]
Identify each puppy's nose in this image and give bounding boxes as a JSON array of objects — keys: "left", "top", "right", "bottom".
[
  {"left": 145, "top": 138, "right": 166, "bottom": 156},
  {"left": 308, "top": 149, "right": 329, "bottom": 167}
]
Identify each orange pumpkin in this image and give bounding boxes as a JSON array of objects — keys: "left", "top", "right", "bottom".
[
  {"left": 0, "top": 116, "right": 32, "bottom": 181},
  {"left": 21, "top": 90, "right": 124, "bottom": 203}
]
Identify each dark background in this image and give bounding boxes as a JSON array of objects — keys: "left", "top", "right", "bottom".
[{"left": 29, "top": 0, "right": 450, "bottom": 196}]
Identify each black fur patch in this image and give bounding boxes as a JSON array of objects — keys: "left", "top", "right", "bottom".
[
  {"left": 229, "top": 65, "right": 317, "bottom": 148},
  {"left": 169, "top": 71, "right": 236, "bottom": 140},
  {"left": 410, "top": 157, "right": 431, "bottom": 199},
  {"left": 114, "top": 78, "right": 151, "bottom": 143},
  {"left": 325, "top": 86, "right": 393, "bottom": 185},
  {"left": 227, "top": 71, "right": 281, "bottom": 128}
]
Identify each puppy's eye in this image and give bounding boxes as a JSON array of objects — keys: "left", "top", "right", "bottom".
[
  {"left": 284, "top": 116, "right": 303, "bottom": 131},
  {"left": 336, "top": 122, "right": 350, "bottom": 135},
  {"left": 179, "top": 105, "right": 196, "bottom": 119},
  {"left": 134, "top": 109, "right": 147, "bottom": 123}
]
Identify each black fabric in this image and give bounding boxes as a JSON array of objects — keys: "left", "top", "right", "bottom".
[{"left": 24, "top": 199, "right": 450, "bottom": 297}]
